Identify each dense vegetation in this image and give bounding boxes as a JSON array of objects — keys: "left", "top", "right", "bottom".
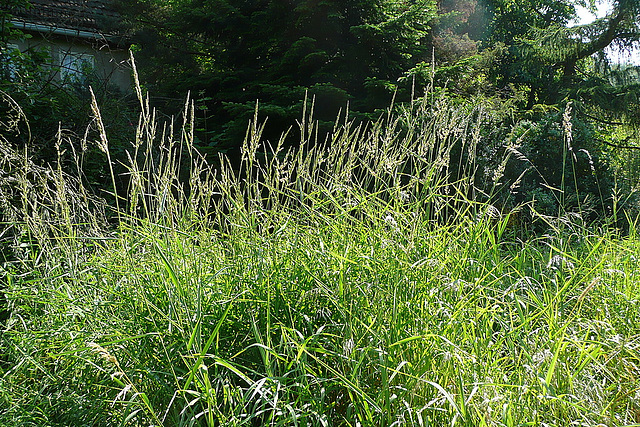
[
  {"left": 2, "top": 0, "right": 640, "bottom": 216},
  {"left": 0, "top": 81, "right": 639, "bottom": 425},
  {"left": 1, "top": 0, "right": 640, "bottom": 425}
]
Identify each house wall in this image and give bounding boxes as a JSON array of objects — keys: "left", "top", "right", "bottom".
[{"left": 8, "top": 33, "right": 131, "bottom": 92}]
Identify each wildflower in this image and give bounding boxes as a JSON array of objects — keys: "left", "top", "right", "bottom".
[{"left": 385, "top": 212, "right": 398, "bottom": 228}]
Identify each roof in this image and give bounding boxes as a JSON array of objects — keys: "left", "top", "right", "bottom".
[{"left": 7, "top": 0, "right": 121, "bottom": 40}]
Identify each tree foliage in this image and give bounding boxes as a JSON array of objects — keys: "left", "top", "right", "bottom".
[
  {"left": 3, "top": 0, "right": 640, "bottom": 220},
  {"left": 116, "top": 0, "right": 438, "bottom": 148},
  {"left": 485, "top": 0, "right": 640, "bottom": 119}
]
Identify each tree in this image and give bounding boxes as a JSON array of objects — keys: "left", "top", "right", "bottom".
[
  {"left": 115, "top": 0, "right": 438, "bottom": 149},
  {"left": 472, "top": 0, "right": 640, "bottom": 219},
  {"left": 485, "top": 0, "right": 640, "bottom": 115}
]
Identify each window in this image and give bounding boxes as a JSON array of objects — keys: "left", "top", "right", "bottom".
[
  {"left": 1, "top": 44, "right": 20, "bottom": 80},
  {"left": 59, "top": 50, "right": 94, "bottom": 84}
]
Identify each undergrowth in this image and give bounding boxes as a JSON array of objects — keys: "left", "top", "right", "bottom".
[{"left": 0, "top": 66, "right": 639, "bottom": 426}]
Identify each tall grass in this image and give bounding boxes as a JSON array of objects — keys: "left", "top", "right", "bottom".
[{"left": 0, "top": 77, "right": 639, "bottom": 426}]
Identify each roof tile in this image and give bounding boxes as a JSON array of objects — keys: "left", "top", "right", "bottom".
[{"left": 9, "top": 0, "right": 119, "bottom": 35}]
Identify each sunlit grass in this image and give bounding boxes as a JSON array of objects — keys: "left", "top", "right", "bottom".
[{"left": 0, "top": 77, "right": 639, "bottom": 426}]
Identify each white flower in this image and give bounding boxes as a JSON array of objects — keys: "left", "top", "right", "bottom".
[{"left": 385, "top": 212, "right": 398, "bottom": 228}]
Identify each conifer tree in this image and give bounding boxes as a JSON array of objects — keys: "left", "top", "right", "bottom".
[
  {"left": 115, "top": 0, "right": 437, "bottom": 148},
  {"left": 486, "top": 0, "right": 640, "bottom": 128}
]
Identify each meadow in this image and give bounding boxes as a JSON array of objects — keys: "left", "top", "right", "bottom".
[{"left": 0, "top": 77, "right": 639, "bottom": 426}]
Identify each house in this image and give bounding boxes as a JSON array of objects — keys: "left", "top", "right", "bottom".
[{"left": 3, "top": 0, "right": 131, "bottom": 91}]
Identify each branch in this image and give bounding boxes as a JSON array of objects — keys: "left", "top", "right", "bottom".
[
  {"left": 578, "top": 108, "right": 627, "bottom": 126},
  {"left": 576, "top": 109, "right": 640, "bottom": 150},
  {"left": 561, "top": 6, "right": 639, "bottom": 72},
  {"left": 597, "top": 137, "right": 640, "bottom": 150}
]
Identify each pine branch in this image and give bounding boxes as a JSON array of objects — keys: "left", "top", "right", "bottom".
[
  {"left": 563, "top": 6, "right": 640, "bottom": 71},
  {"left": 597, "top": 137, "right": 640, "bottom": 150},
  {"left": 578, "top": 109, "right": 627, "bottom": 126}
]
